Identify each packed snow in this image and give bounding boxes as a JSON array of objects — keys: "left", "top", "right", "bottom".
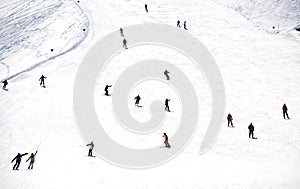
[{"left": 0, "top": 0, "right": 300, "bottom": 188}]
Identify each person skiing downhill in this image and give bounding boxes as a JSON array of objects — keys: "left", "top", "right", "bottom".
[
  {"left": 163, "top": 133, "right": 170, "bottom": 148},
  {"left": 184, "top": 21, "right": 187, "bottom": 30},
  {"left": 123, "top": 38, "right": 127, "bottom": 49},
  {"left": 165, "top": 98, "right": 171, "bottom": 112},
  {"left": 39, "top": 75, "right": 47, "bottom": 87},
  {"left": 177, "top": 20, "right": 181, "bottom": 27},
  {"left": 145, "top": 4, "right": 148, "bottom": 12},
  {"left": 104, "top": 85, "right": 112, "bottom": 96},
  {"left": 11, "top": 153, "right": 28, "bottom": 170},
  {"left": 248, "top": 123, "right": 254, "bottom": 139},
  {"left": 282, "top": 104, "right": 290, "bottom": 119},
  {"left": 134, "top": 95, "right": 141, "bottom": 106},
  {"left": 227, "top": 113, "right": 233, "bottom": 127},
  {"left": 86, "top": 141, "right": 94, "bottom": 157},
  {"left": 120, "top": 28, "right": 124, "bottom": 37},
  {"left": 2, "top": 79, "right": 8, "bottom": 90},
  {"left": 26, "top": 151, "right": 38, "bottom": 170},
  {"left": 164, "top": 70, "right": 170, "bottom": 80}
]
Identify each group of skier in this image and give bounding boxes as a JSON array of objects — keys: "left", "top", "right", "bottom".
[
  {"left": 2, "top": 75, "right": 46, "bottom": 91},
  {"left": 11, "top": 151, "right": 38, "bottom": 170},
  {"left": 226, "top": 103, "right": 290, "bottom": 139},
  {"left": 177, "top": 20, "right": 187, "bottom": 30}
]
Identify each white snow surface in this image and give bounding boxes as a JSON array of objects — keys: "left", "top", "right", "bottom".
[{"left": 0, "top": 0, "right": 300, "bottom": 188}]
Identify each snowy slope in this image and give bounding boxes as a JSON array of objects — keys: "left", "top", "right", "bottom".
[
  {"left": 0, "top": 0, "right": 300, "bottom": 188},
  {"left": 211, "top": 0, "right": 300, "bottom": 38}
]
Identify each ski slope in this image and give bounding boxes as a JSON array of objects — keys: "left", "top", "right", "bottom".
[{"left": 0, "top": 0, "right": 300, "bottom": 188}]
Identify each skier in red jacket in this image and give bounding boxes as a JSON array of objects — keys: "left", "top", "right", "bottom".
[{"left": 227, "top": 113, "right": 233, "bottom": 127}]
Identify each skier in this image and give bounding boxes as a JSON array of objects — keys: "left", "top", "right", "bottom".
[
  {"left": 86, "top": 141, "right": 94, "bottom": 156},
  {"left": 282, "top": 104, "right": 290, "bottom": 119},
  {"left": 248, "top": 123, "right": 254, "bottom": 139},
  {"left": 26, "top": 151, "right": 38, "bottom": 170},
  {"left": 164, "top": 70, "right": 170, "bottom": 80},
  {"left": 177, "top": 20, "right": 181, "bottom": 27},
  {"left": 184, "top": 21, "right": 187, "bottom": 30},
  {"left": 134, "top": 95, "right": 141, "bottom": 106},
  {"left": 120, "top": 27, "right": 124, "bottom": 37},
  {"left": 145, "top": 4, "right": 148, "bottom": 12},
  {"left": 11, "top": 153, "right": 28, "bottom": 170},
  {"left": 227, "top": 113, "right": 233, "bottom": 127},
  {"left": 165, "top": 98, "right": 171, "bottom": 112},
  {"left": 104, "top": 85, "right": 112, "bottom": 96},
  {"left": 2, "top": 79, "right": 8, "bottom": 90},
  {"left": 163, "top": 133, "right": 170, "bottom": 148},
  {"left": 123, "top": 38, "right": 127, "bottom": 49},
  {"left": 39, "top": 75, "right": 47, "bottom": 87}
]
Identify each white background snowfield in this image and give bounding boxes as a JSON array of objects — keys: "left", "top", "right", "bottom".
[{"left": 0, "top": 0, "right": 300, "bottom": 188}]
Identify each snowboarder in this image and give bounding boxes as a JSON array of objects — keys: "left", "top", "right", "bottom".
[
  {"left": 104, "top": 85, "right": 112, "bottom": 96},
  {"left": 11, "top": 153, "right": 28, "bottom": 170},
  {"left": 282, "top": 104, "right": 290, "bottom": 119},
  {"left": 2, "top": 79, "right": 8, "bottom": 90},
  {"left": 227, "top": 113, "right": 233, "bottom": 127},
  {"left": 165, "top": 98, "right": 171, "bottom": 112},
  {"left": 86, "top": 141, "right": 94, "bottom": 156},
  {"left": 39, "top": 75, "right": 47, "bottom": 87},
  {"left": 123, "top": 38, "right": 127, "bottom": 49},
  {"left": 163, "top": 133, "right": 170, "bottom": 148},
  {"left": 248, "top": 123, "right": 254, "bottom": 139},
  {"left": 177, "top": 20, "right": 181, "bottom": 27},
  {"left": 134, "top": 95, "right": 141, "bottom": 106},
  {"left": 26, "top": 151, "right": 38, "bottom": 170},
  {"left": 164, "top": 70, "right": 170, "bottom": 80},
  {"left": 184, "top": 21, "right": 187, "bottom": 30},
  {"left": 120, "top": 27, "right": 124, "bottom": 37},
  {"left": 145, "top": 4, "right": 148, "bottom": 12}
]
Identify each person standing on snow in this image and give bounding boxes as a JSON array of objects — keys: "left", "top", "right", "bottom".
[
  {"left": 165, "top": 98, "right": 171, "bottom": 112},
  {"left": 26, "top": 151, "right": 38, "bottom": 170},
  {"left": 227, "top": 113, "right": 233, "bottom": 127},
  {"left": 282, "top": 104, "right": 290, "bottom": 119},
  {"left": 86, "top": 141, "right": 94, "bottom": 157},
  {"left": 164, "top": 70, "right": 170, "bottom": 80},
  {"left": 248, "top": 123, "right": 254, "bottom": 139},
  {"left": 11, "top": 153, "right": 28, "bottom": 170},
  {"left": 104, "top": 85, "right": 112, "bottom": 96},
  {"left": 134, "top": 95, "right": 141, "bottom": 106},
  {"left": 184, "top": 21, "right": 187, "bottom": 30},
  {"left": 177, "top": 20, "right": 181, "bottom": 27},
  {"left": 163, "top": 133, "right": 170, "bottom": 148},
  {"left": 145, "top": 4, "right": 148, "bottom": 12},
  {"left": 123, "top": 38, "right": 128, "bottom": 49},
  {"left": 2, "top": 79, "right": 8, "bottom": 90},
  {"left": 120, "top": 28, "right": 124, "bottom": 37},
  {"left": 39, "top": 75, "right": 47, "bottom": 87}
]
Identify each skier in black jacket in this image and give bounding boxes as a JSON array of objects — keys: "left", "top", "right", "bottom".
[
  {"left": 11, "top": 153, "right": 28, "bottom": 170},
  {"left": 248, "top": 123, "right": 254, "bottom": 139},
  {"left": 39, "top": 75, "right": 47, "bottom": 87},
  {"left": 2, "top": 79, "right": 8, "bottom": 90},
  {"left": 104, "top": 85, "right": 112, "bottom": 96}
]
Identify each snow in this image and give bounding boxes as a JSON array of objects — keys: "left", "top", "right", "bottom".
[{"left": 0, "top": 0, "right": 300, "bottom": 188}]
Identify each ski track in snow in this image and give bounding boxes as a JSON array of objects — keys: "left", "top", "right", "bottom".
[{"left": 0, "top": 0, "right": 90, "bottom": 81}]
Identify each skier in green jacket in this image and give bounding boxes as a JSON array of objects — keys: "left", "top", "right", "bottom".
[{"left": 26, "top": 151, "right": 38, "bottom": 169}]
